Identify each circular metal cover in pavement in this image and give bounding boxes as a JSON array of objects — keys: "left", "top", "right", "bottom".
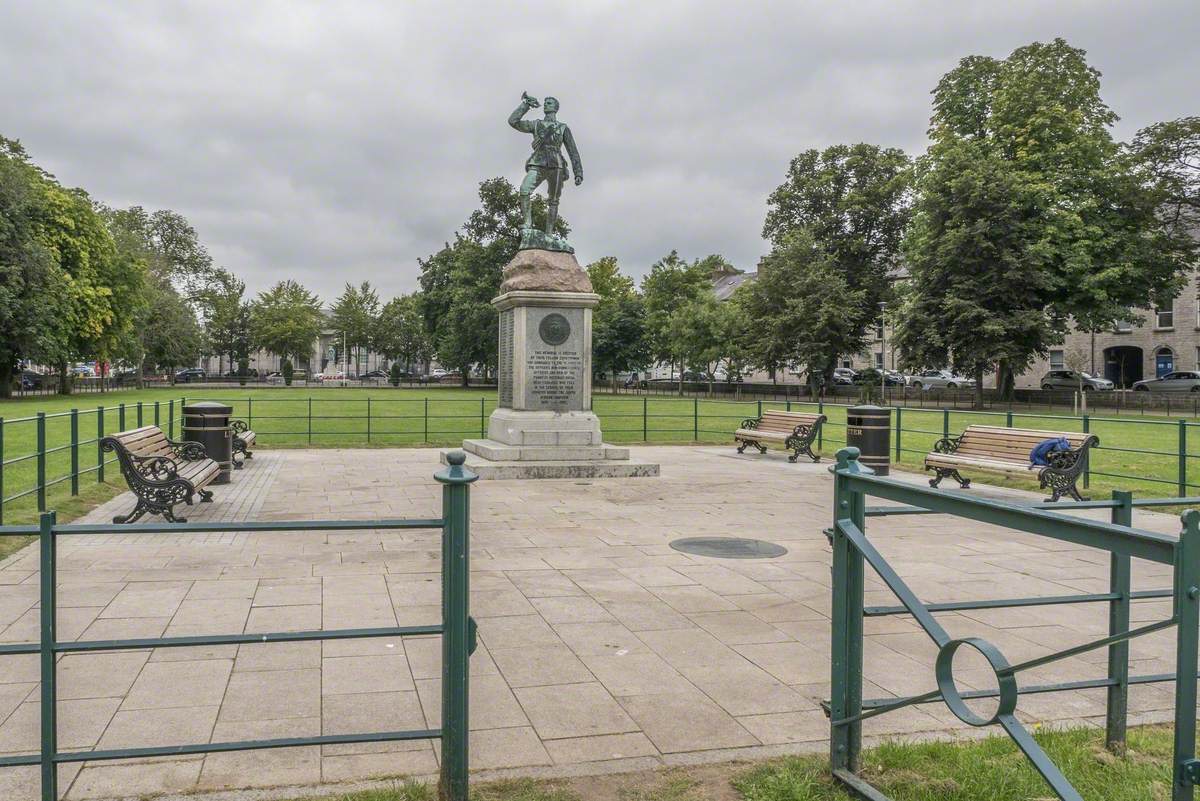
[{"left": 669, "top": 536, "right": 787, "bottom": 559}]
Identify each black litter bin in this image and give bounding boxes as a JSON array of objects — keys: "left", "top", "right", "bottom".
[
  {"left": 183, "top": 401, "right": 233, "bottom": 484},
  {"left": 846, "top": 404, "right": 891, "bottom": 476}
]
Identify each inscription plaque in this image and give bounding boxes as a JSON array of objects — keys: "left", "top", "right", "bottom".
[{"left": 498, "top": 310, "right": 514, "bottom": 408}]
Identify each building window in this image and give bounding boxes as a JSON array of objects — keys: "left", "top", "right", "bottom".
[
  {"left": 841, "top": 359, "right": 852, "bottom": 369},
  {"left": 1049, "top": 350, "right": 1065, "bottom": 370},
  {"left": 1157, "top": 304, "right": 1174, "bottom": 329},
  {"left": 874, "top": 321, "right": 884, "bottom": 341},
  {"left": 1114, "top": 313, "right": 1133, "bottom": 333},
  {"left": 874, "top": 352, "right": 883, "bottom": 369}
]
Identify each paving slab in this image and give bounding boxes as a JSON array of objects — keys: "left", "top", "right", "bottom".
[{"left": 0, "top": 445, "right": 1188, "bottom": 799}]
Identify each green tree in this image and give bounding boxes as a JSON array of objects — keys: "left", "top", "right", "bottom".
[
  {"left": 330, "top": 281, "right": 380, "bottom": 376},
  {"left": 640, "top": 250, "right": 711, "bottom": 394},
  {"left": 100, "top": 205, "right": 215, "bottom": 302},
  {"left": 586, "top": 256, "right": 635, "bottom": 302},
  {"left": 893, "top": 141, "right": 1054, "bottom": 406},
  {"left": 250, "top": 280, "right": 323, "bottom": 367},
  {"left": 667, "top": 292, "right": 734, "bottom": 395},
  {"left": 374, "top": 293, "right": 433, "bottom": 372},
  {"left": 1127, "top": 115, "right": 1200, "bottom": 245},
  {"left": 738, "top": 231, "right": 867, "bottom": 393},
  {"left": 763, "top": 142, "right": 911, "bottom": 381},
  {"left": 143, "top": 276, "right": 202, "bottom": 379},
  {"left": 586, "top": 257, "right": 647, "bottom": 389},
  {"left": 0, "top": 137, "right": 72, "bottom": 397},
  {"left": 198, "top": 269, "right": 250, "bottom": 376},
  {"left": 898, "top": 38, "right": 1196, "bottom": 403},
  {"left": 39, "top": 184, "right": 144, "bottom": 394}
]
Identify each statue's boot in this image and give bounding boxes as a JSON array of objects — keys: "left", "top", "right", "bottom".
[
  {"left": 520, "top": 193, "right": 534, "bottom": 230},
  {"left": 545, "top": 202, "right": 559, "bottom": 235}
]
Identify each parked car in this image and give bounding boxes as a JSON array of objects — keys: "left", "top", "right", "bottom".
[
  {"left": 359, "top": 369, "right": 389, "bottom": 381},
  {"left": 429, "top": 368, "right": 449, "bottom": 379},
  {"left": 174, "top": 368, "right": 206, "bottom": 383},
  {"left": 1040, "top": 370, "right": 1114, "bottom": 391},
  {"left": 15, "top": 369, "right": 49, "bottom": 390},
  {"left": 1132, "top": 371, "right": 1200, "bottom": 392},
  {"left": 854, "top": 368, "right": 905, "bottom": 386},
  {"left": 832, "top": 367, "right": 857, "bottom": 385},
  {"left": 912, "top": 369, "right": 970, "bottom": 390},
  {"left": 438, "top": 371, "right": 463, "bottom": 383},
  {"left": 71, "top": 364, "right": 95, "bottom": 377}
]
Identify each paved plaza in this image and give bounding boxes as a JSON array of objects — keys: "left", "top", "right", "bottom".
[{"left": 0, "top": 445, "right": 1185, "bottom": 799}]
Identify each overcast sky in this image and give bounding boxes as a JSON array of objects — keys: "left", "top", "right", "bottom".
[{"left": 1, "top": 1, "right": 1197, "bottom": 302}]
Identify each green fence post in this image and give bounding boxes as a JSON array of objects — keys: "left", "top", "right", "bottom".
[
  {"left": 1180, "top": 419, "right": 1188, "bottom": 498},
  {"left": 894, "top": 407, "right": 902, "bottom": 462},
  {"left": 757, "top": 399, "right": 763, "bottom": 419},
  {"left": 1083, "top": 415, "right": 1091, "bottom": 490},
  {"left": 693, "top": 398, "right": 699, "bottom": 441},
  {"left": 424, "top": 398, "right": 429, "bottom": 443},
  {"left": 1006, "top": 410, "right": 1013, "bottom": 428},
  {"left": 435, "top": 452, "right": 478, "bottom": 801},
  {"left": 248, "top": 398, "right": 253, "bottom": 430},
  {"left": 0, "top": 417, "right": 5, "bottom": 526},
  {"left": 367, "top": 398, "right": 372, "bottom": 443},
  {"left": 942, "top": 408, "right": 950, "bottom": 439},
  {"left": 480, "top": 397, "right": 486, "bottom": 438},
  {"left": 818, "top": 398, "right": 824, "bottom": 449},
  {"left": 39, "top": 511, "right": 58, "bottom": 801},
  {"left": 70, "top": 409, "right": 79, "bottom": 496},
  {"left": 153, "top": 401, "right": 160, "bottom": 427},
  {"left": 307, "top": 398, "right": 312, "bottom": 444},
  {"left": 1172, "top": 510, "right": 1200, "bottom": 801},
  {"left": 136, "top": 401, "right": 143, "bottom": 427},
  {"left": 96, "top": 406, "right": 105, "bottom": 483},
  {"left": 643, "top": 397, "right": 648, "bottom": 442},
  {"left": 118, "top": 403, "right": 126, "bottom": 432},
  {"left": 830, "top": 449, "right": 867, "bottom": 777},
  {"left": 1105, "top": 490, "right": 1132, "bottom": 755},
  {"left": 36, "top": 412, "right": 46, "bottom": 512},
  {"left": 168, "top": 400, "right": 175, "bottom": 439}
]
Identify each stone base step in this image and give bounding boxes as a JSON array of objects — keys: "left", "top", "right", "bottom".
[
  {"left": 442, "top": 450, "right": 660, "bottom": 480},
  {"left": 462, "top": 438, "right": 629, "bottom": 462}
]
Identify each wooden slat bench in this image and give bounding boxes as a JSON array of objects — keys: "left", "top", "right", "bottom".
[
  {"left": 231, "top": 419, "right": 256, "bottom": 468},
  {"left": 925, "top": 425, "right": 1100, "bottom": 502},
  {"left": 735, "top": 409, "right": 827, "bottom": 463},
  {"left": 99, "top": 425, "right": 219, "bottom": 523}
]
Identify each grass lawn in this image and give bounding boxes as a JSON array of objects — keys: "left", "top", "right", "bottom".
[
  {"left": 2, "top": 386, "right": 1200, "bottom": 526},
  {"left": 278, "top": 724, "right": 1180, "bottom": 801}
]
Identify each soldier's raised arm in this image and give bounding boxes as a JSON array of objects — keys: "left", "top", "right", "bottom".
[
  {"left": 508, "top": 94, "right": 536, "bottom": 133},
  {"left": 563, "top": 126, "right": 582, "bottom": 183}
]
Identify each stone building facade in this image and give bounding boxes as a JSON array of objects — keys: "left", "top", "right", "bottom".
[{"left": 1018, "top": 271, "right": 1200, "bottom": 389}]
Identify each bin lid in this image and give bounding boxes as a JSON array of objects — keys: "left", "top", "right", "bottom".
[
  {"left": 182, "top": 401, "right": 233, "bottom": 414},
  {"left": 848, "top": 404, "right": 890, "bottom": 414}
]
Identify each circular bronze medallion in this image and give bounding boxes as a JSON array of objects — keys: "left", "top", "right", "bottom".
[{"left": 538, "top": 313, "right": 571, "bottom": 346}]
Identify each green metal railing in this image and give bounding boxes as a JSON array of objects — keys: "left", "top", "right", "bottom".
[
  {"left": 0, "top": 453, "right": 478, "bottom": 801},
  {"left": 829, "top": 446, "right": 1200, "bottom": 801},
  {"left": 9, "top": 394, "right": 1200, "bottom": 525}
]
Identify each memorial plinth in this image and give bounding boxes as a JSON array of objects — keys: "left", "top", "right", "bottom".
[{"left": 444, "top": 249, "right": 658, "bottom": 479}]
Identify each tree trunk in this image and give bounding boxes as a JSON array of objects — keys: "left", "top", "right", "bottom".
[
  {"left": 460, "top": 364, "right": 469, "bottom": 387},
  {"left": 973, "top": 364, "right": 985, "bottom": 409},
  {"left": 57, "top": 362, "right": 72, "bottom": 396},
  {"left": 997, "top": 359, "right": 1015, "bottom": 401}
]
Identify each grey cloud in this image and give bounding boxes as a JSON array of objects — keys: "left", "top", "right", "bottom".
[{"left": 1, "top": 1, "right": 1196, "bottom": 302}]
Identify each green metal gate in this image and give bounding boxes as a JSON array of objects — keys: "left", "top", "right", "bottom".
[
  {"left": 0, "top": 452, "right": 478, "bottom": 801},
  {"left": 829, "top": 446, "right": 1200, "bottom": 801}
]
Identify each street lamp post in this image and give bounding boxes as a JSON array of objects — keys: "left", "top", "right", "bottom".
[{"left": 878, "top": 301, "right": 887, "bottom": 402}]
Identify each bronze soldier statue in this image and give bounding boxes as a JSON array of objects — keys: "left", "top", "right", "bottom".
[{"left": 509, "top": 92, "right": 582, "bottom": 251}]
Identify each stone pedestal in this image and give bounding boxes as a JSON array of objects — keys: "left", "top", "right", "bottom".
[{"left": 446, "top": 249, "right": 658, "bottom": 480}]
